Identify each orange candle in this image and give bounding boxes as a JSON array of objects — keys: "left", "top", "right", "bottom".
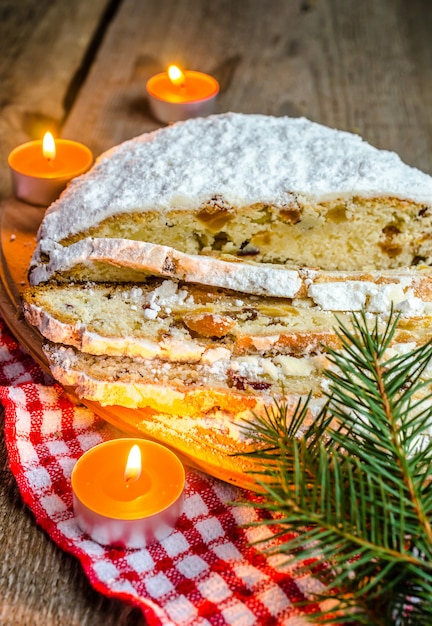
[
  {"left": 71, "top": 438, "right": 185, "bottom": 548},
  {"left": 146, "top": 65, "right": 219, "bottom": 123},
  {"left": 8, "top": 132, "right": 93, "bottom": 206}
]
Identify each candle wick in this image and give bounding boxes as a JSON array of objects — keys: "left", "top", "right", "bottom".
[{"left": 125, "top": 469, "right": 142, "bottom": 483}]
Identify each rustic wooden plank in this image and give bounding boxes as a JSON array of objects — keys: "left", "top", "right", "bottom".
[
  {"left": 0, "top": 0, "right": 115, "bottom": 199},
  {"left": 64, "top": 0, "right": 432, "bottom": 175},
  {"left": 63, "top": 0, "right": 306, "bottom": 152},
  {"left": 299, "top": 0, "right": 432, "bottom": 173}
]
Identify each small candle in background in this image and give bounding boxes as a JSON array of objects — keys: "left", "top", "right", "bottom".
[
  {"left": 71, "top": 438, "right": 185, "bottom": 549},
  {"left": 146, "top": 65, "right": 219, "bottom": 124},
  {"left": 8, "top": 132, "right": 93, "bottom": 207}
]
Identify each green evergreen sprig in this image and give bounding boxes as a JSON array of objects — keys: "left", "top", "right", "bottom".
[{"left": 240, "top": 310, "right": 432, "bottom": 625}]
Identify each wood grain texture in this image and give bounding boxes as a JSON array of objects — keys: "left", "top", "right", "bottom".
[
  {"left": 0, "top": 0, "right": 114, "bottom": 199},
  {"left": 2, "top": 0, "right": 432, "bottom": 624},
  {"left": 64, "top": 0, "right": 432, "bottom": 175}
]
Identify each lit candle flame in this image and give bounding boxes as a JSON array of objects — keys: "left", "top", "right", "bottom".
[
  {"left": 124, "top": 444, "right": 142, "bottom": 482},
  {"left": 42, "top": 132, "right": 56, "bottom": 161},
  {"left": 167, "top": 65, "right": 186, "bottom": 88}
]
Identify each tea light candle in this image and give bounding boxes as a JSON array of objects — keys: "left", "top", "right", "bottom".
[
  {"left": 8, "top": 132, "right": 93, "bottom": 206},
  {"left": 71, "top": 438, "right": 185, "bottom": 548},
  {"left": 146, "top": 65, "right": 219, "bottom": 124}
]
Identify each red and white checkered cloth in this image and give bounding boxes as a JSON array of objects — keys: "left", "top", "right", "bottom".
[{"left": 0, "top": 317, "right": 334, "bottom": 625}]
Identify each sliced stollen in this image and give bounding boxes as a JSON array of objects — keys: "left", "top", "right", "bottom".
[
  {"left": 29, "top": 237, "right": 303, "bottom": 295},
  {"left": 23, "top": 279, "right": 340, "bottom": 360},
  {"left": 42, "top": 341, "right": 329, "bottom": 416},
  {"left": 29, "top": 237, "right": 432, "bottom": 308},
  {"left": 23, "top": 279, "right": 432, "bottom": 362},
  {"left": 43, "top": 338, "right": 432, "bottom": 418},
  {"left": 22, "top": 112, "right": 432, "bottom": 486},
  {"left": 33, "top": 113, "right": 432, "bottom": 274}
]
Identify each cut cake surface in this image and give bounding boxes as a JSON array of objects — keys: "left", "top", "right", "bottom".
[{"left": 32, "top": 113, "right": 432, "bottom": 273}]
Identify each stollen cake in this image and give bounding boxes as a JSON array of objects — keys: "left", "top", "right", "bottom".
[
  {"left": 30, "top": 113, "right": 432, "bottom": 283},
  {"left": 22, "top": 113, "right": 432, "bottom": 487}
]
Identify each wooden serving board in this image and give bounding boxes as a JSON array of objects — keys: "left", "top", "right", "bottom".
[
  {"left": 0, "top": 198, "right": 48, "bottom": 367},
  {"left": 0, "top": 199, "right": 258, "bottom": 490}
]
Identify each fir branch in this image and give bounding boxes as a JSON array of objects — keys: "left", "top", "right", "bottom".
[{"left": 240, "top": 309, "right": 432, "bottom": 625}]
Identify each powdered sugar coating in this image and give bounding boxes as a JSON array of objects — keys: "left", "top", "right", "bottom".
[{"left": 38, "top": 113, "right": 432, "bottom": 245}]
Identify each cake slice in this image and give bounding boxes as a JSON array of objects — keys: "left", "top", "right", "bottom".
[
  {"left": 29, "top": 237, "right": 303, "bottom": 295},
  {"left": 23, "top": 279, "right": 432, "bottom": 362},
  {"left": 43, "top": 337, "right": 432, "bottom": 418},
  {"left": 23, "top": 279, "right": 339, "bottom": 360},
  {"left": 43, "top": 341, "right": 328, "bottom": 415},
  {"left": 29, "top": 237, "right": 432, "bottom": 307}
]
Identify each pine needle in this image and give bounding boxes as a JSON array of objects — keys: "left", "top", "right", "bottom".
[{"left": 240, "top": 309, "right": 432, "bottom": 625}]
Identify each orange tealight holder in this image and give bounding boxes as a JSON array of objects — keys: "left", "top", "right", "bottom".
[
  {"left": 146, "top": 65, "right": 219, "bottom": 124},
  {"left": 8, "top": 132, "right": 93, "bottom": 206},
  {"left": 71, "top": 438, "right": 185, "bottom": 549}
]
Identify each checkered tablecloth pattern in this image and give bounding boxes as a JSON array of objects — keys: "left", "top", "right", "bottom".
[{"left": 0, "top": 317, "right": 334, "bottom": 625}]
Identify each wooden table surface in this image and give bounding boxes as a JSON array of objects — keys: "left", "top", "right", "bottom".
[{"left": 1, "top": 0, "right": 432, "bottom": 624}]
